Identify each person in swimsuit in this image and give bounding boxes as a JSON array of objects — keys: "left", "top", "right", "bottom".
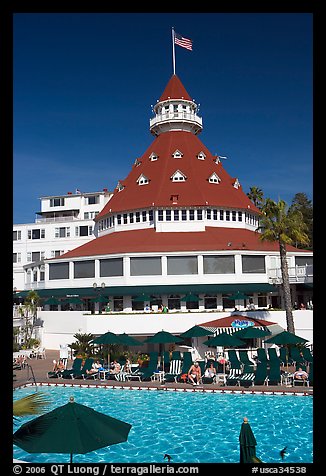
[{"left": 188, "top": 361, "right": 202, "bottom": 386}]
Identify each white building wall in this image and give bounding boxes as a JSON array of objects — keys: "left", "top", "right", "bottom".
[{"left": 39, "top": 309, "right": 313, "bottom": 350}]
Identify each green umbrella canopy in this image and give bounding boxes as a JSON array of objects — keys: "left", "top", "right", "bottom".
[
  {"left": 180, "top": 293, "right": 200, "bottom": 302},
  {"left": 133, "top": 294, "right": 153, "bottom": 302},
  {"left": 264, "top": 330, "right": 308, "bottom": 345},
  {"left": 180, "top": 325, "right": 214, "bottom": 339},
  {"left": 144, "top": 330, "right": 183, "bottom": 344},
  {"left": 90, "top": 295, "right": 109, "bottom": 303},
  {"left": 239, "top": 417, "right": 261, "bottom": 463},
  {"left": 118, "top": 333, "right": 142, "bottom": 346},
  {"left": 13, "top": 396, "right": 132, "bottom": 463},
  {"left": 203, "top": 332, "right": 246, "bottom": 348},
  {"left": 229, "top": 291, "right": 250, "bottom": 300},
  {"left": 43, "top": 297, "right": 61, "bottom": 306},
  {"left": 233, "top": 327, "right": 272, "bottom": 339},
  {"left": 92, "top": 331, "right": 124, "bottom": 345}
]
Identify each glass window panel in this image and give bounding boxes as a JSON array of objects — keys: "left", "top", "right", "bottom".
[
  {"left": 203, "top": 255, "right": 235, "bottom": 274},
  {"left": 167, "top": 256, "right": 198, "bottom": 275},
  {"left": 100, "top": 258, "right": 123, "bottom": 277},
  {"left": 74, "top": 260, "right": 95, "bottom": 278},
  {"left": 295, "top": 257, "right": 313, "bottom": 266},
  {"left": 49, "top": 262, "right": 69, "bottom": 280},
  {"left": 242, "top": 256, "right": 266, "bottom": 273},
  {"left": 130, "top": 257, "right": 162, "bottom": 276}
]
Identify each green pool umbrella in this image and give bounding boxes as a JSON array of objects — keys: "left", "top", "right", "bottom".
[
  {"left": 43, "top": 297, "right": 61, "bottom": 306},
  {"left": 118, "top": 333, "right": 142, "bottom": 346},
  {"left": 264, "top": 330, "right": 308, "bottom": 345},
  {"left": 239, "top": 417, "right": 262, "bottom": 463},
  {"left": 144, "top": 331, "right": 183, "bottom": 373},
  {"left": 180, "top": 293, "right": 200, "bottom": 302},
  {"left": 180, "top": 325, "right": 214, "bottom": 338},
  {"left": 92, "top": 331, "right": 125, "bottom": 365},
  {"left": 13, "top": 396, "right": 132, "bottom": 463}
]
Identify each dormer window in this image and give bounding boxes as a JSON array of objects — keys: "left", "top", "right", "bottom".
[
  {"left": 134, "top": 158, "right": 142, "bottom": 167},
  {"left": 149, "top": 152, "right": 158, "bottom": 161},
  {"left": 233, "top": 178, "right": 240, "bottom": 189},
  {"left": 116, "top": 181, "right": 125, "bottom": 192},
  {"left": 171, "top": 170, "right": 187, "bottom": 182},
  {"left": 208, "top": 173, "right": 221, "bottom": 184},
  {"left": 214, "top": 156, "right": 221, "bottom": 164},
  {"left": 172, "top": 149, "right": 183, "bottom": 159},
  {"left": 197, "top": 151, "right": 206, "bottom": 160},
  {"left": 137, "top": 174, "right": 149, "bottom": 186}
]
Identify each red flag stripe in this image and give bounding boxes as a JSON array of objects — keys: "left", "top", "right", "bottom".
[{"left": 174, "top": 32, "right": 193, "bottom": 51}]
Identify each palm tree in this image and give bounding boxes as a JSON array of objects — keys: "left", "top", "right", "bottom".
[
  {"left": 247, "top": 186, "right": 264, "bottom": 209},
  {"left": 258, "top": 198, "right": 309, "bottom": 333},
  {"left": 13, "top": 392, "right": 50, "bottom": 421}
]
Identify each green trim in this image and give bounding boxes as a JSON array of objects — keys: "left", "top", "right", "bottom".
[{"left": 15, "top": 283, "right": 277, "bottom": 299}]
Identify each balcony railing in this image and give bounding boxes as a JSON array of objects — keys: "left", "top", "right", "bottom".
[
  {"left": 268, "top": 265, "right": 313, "bottom": 284},
  {"left": 35, "top": 215, "right": 80, "bottom": 223},
  {"left": 150, "top": 112, "right": 202, "bottom": 128}
]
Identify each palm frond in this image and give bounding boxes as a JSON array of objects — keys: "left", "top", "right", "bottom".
[{"left": 13, "top": 392, "right": 50, "bottom": 417}]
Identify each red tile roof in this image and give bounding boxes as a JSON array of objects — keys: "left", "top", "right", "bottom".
[
  {"left": 96, "top": 130, "right": 259, "bottom": 219},
  {"left": 159, "top": 74, "right": 192, "bottom": 101},
  {"left": 200, "top": 315, "right": 277, "bottom": 328},
  {"left": 58, "top": 226, "right": 304, "bottom": 259}
]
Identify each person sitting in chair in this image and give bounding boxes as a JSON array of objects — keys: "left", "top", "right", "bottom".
[
  {"left": 188, "top": 361, "right": 202, "bottom": 386},
  {"left": 293, "top": 367, "right": 308, "bottom": 381}
]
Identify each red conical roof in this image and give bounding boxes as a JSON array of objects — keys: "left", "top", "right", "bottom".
[
  {"left": 96, "top": 130, "right": 259, "bottom": 219},
  {"left": 159, "top": 74, "right": 192, "bottom": 101}
]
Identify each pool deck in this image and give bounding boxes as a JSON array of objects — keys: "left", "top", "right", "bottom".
[{"left": 13, "top": 350, "right": 313, "bottom": 396}]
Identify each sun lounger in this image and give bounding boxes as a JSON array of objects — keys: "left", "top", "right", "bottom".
[
  {"left": 301, "top": 347, "right": 313, "bottom": 364},
  {"left": 256, "top": 348, "right": 268, "bottom": 365},
  {"left": 266, "top": 360, "right": 281, "bottom": 386},
  {"left": 61, "top": 357, "right": 83, "bottom": 379},
  {"left": 238, "top": 372, "right": 255, "bottom": 387},
  {"left": 254, "top": 362, "right": 268, "bottom": 386},
  {"left": 227, "top": 349, "right": 243, "bottom": 370},
  {"left": 164, "top": 359, "right": 183, "bottom": 382},
  {"left": 267, "top": 347, "right": 282, "bottom": 365},
  {"left": 225, "top": 368, "right": 243, "bottom": 386},
  {"left": 238, "top": 350, "right": 255, "bottom": 371},
  {"left": 72, "top": 358, "right": 95, "bottom": 379}
]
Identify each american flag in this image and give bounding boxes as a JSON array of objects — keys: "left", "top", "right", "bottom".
[{"left": 174, "top": 32, "right": 193, "bottom": 51}]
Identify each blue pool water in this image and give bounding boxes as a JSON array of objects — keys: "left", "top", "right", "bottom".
[{"left": 13, "top": 386, "right": 313, "bottom": 464}]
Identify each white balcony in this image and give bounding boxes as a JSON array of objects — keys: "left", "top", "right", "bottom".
[{"left": 268, "top": 265, "right": 313, "bottom": 284}]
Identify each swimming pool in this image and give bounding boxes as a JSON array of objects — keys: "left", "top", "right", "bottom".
[{"left": 13, "top": 386, "right": 313, "bottom": 464}]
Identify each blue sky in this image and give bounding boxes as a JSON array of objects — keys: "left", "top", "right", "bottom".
[{"left": 13, "top": 12, "right": 313, "bottom": 224}]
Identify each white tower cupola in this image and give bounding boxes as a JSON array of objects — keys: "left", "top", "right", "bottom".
[{"left": 150, "top": 74, "right": 203, "bottom": 136}]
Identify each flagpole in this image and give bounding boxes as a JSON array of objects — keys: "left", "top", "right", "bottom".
[{"left": 172, "top": 27, "right": 176, "bottom": 75}]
